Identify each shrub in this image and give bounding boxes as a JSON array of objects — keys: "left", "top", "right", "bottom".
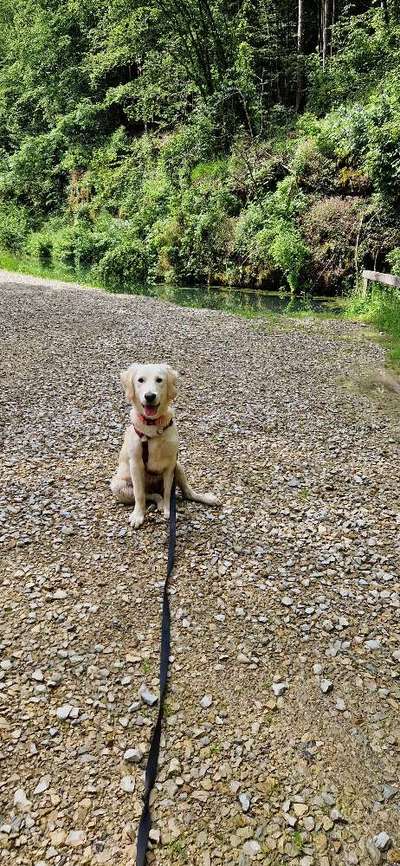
[
  {"left": 177, "top": 202, "right": 233, "bottom": 284},
  {"left": 93, "top": 240, "right": 148, "bottom": 289},
  {"left": 161, "top": 116, "right": 217, "bottom": 185},
  {"left": 51, "top": 220, "right": 112, "bottom": 269},
  {"left": 268, "top": 222, "right": 309, "bottom": 293},
  {"left": 387, "top": 248, "right": 400, "bottom": 277},
  {"left": 146, "top": 215, "right": 181, "bottom": 283},
  {"left": 290, "top": 137, "right": 336, "bottom": 193},
  {"left": 366, "top": 112, "right": 400, "bottom": 208},
  {"left": 301, "top": 196, "right": 366, "bottom": 291},
  {"left": 318, "top": 104, "right": 370, "bottom": 163},
  {"left": 307, "top": 10, "right": 399, "bottom": 114},
  {"left": 346, "top": 283, "right": 400, "bottom": 366},
  {"left": 0, "top": 202, "right": 29, "bottom": 251},
  {"left": 3, "top": 131, "right": 67, "bottom": 217},
  {"left": 26, "top": 230, "right": 53, "bottom": 263}
]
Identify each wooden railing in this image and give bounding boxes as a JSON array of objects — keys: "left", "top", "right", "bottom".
[{"left": 362, "top": 269, "right": 400, "bottom": 292}]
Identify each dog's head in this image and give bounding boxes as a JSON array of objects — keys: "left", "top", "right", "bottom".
[{"left": 120, "top": 363, "right": 178, "bottom": 418}]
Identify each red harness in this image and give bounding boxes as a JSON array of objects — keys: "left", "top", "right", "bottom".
[{"left": 133, "top": 418, "right": 174, "bottom": 469}]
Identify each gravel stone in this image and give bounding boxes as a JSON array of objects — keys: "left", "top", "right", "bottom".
[
  {"left": 13, "top": 789, "right": 31, "bottom": 812},
  {"left": 373, "top": 832, "right": 392, "bottom": 852},
  {"left": 365, "top": 640, "right": 381, "bottom": 650},
  {"left": 242, "top": 840, "right": 261, "bottom": 858},
  {"left": 123, "top": 748, "right": 143, "bottom": 764},
  {"left": 239, "top": 793, "right": 251, "bottom": 813},
  {"left": 365, "top": 839, "right": 382, "bottom": 864},
  {"left": 33, "top": 776, "right": 51, "bottom": 795},
  {"left": 65, "top": 830, "right": 86, "bottom": 847},
  {"left": 120, "top": 775, "right": 136, "bottom": 793},
  {"left": 56, "top": 704, "right": 73, "bottom": 720},
  {"left": 139, "top": 686, "right": 158, "bottom": 707},
  {"left": 272, "top": 681, "right": 288, "bottom": 697}
]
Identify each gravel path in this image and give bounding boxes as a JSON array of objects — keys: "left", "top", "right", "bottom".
[{"left": 0, "top": 271, "right": 399, "bottom": 866}]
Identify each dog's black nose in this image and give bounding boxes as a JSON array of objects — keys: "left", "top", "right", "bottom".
[{"left": 145, "top": 392, "right": 157, "bottom": 403}]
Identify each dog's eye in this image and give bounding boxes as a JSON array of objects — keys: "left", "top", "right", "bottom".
[
  {"left": 156, "top": 377, "right": 163, "bottom": 383},
  {"left": 138, "top": 377, "right": 144, "bottom": 383}
]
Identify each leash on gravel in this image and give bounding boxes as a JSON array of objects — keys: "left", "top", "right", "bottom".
[{"left": 135, "top": 477, "right": 176, "bottom": 866}]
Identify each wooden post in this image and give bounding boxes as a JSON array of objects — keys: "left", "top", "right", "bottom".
[{"left": 362, "top": 270, "right": 400, "bottom": 290}]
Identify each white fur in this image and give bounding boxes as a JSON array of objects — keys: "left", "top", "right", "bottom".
[{"left": 110, "top": 363, "right": 220, "bottom": 528}]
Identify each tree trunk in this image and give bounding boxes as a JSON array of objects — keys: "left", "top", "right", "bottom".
[
  {"left": 322, "top": 0, "right": 332, "bottom": 69},
  {"left": 330, "top": 0, "right": 335, "bottom": 57},
  {"left": 296, "top": 0, "right": 304, "bottom": 112}
]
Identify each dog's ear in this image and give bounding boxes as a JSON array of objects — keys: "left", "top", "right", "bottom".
[
  {"left": 120, "top": 364, "right": 138, "bottom": 403},
  {"left": 164, "top": 364, "right": 178, "bottom": 403}
]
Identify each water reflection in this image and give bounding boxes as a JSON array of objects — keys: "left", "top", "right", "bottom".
[{"left": 108, "top": 282, "right": 341, "bottom": 317}]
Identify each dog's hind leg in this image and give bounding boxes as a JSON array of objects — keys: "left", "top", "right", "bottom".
[
  {"left": 175, "top": 462, "right": 220, "bottom": 506},
  {"left": 110, "top": 466, "right": 135, "bottom": 504}
]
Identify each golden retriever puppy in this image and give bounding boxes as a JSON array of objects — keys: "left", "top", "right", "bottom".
[{"left": 110, "top": 363, "right": 219, "bottom": 528}]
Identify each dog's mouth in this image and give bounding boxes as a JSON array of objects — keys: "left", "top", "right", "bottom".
[{"left": 142, "top": 403, "right": 159, "bottom": 418}]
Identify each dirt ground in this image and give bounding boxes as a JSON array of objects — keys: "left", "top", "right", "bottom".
[{"left": 0, "top": 272, "right": 399, "bottom": 866}]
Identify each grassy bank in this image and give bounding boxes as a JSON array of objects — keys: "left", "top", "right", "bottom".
[
  {"left": 345, "top": 284, "right": 400, "bottom": 367},
  {"left": 0, "top": 249, "right": 99, "bottom": 288},
  {"left": 0, "top": 249, "right": 344, "bottom": 319},
  {"left": 0, "top": 249, "right": 284, "bottom": 319}
]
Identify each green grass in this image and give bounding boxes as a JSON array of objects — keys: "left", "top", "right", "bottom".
[
  {"left": 0, "top": 249, "right": 101, "bottom": 288},
  {"left": 168, "top": 840, "right": 187, "bottom": 859},
  {"left": 292, "top": 830, "right": 304, "bottom": 853},
  {"left": 345, "top": 283, "right": 400, "bottom": 368},
  {"left": 298, "top": 486, "right": 311, "bottom": 500}
]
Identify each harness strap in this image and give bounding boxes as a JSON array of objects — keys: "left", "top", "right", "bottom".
[
  {"left": 134, "top": 418, "right": 174, "bottom": 473},
  {"left": 135, "top": 478, "right": 176, "bottom": 866}
]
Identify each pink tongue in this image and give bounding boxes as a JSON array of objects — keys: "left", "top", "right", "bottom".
[{"left": 144, "top": 405, "right": 157, "bottom": 417}]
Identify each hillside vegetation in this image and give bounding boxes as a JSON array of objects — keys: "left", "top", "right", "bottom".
[{"left": 0, "top": 0, "right": 400, "bottom": 299}]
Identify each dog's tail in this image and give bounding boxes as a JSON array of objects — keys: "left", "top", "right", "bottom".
[{"left": 175, "top": 464, "right": 220, "bottom": 506}]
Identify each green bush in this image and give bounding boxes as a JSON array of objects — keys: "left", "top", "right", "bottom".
[
  {"left": 346, "top": 283, "right": 400, "bottom": 365},
  {"left": 307, "top": 10, "right": 400, "bottom": 114},
  {"left": 366, "top": 111, "right": 400, "bottom": 207},
  {"left": 161, "top": 116, "right": 217, "bottom": 185},
  {"left": 301, "top": 196, "right": 366, "bottom": 291},
  {"left": 177, "top": 201, "right": 232, "bottom": 284},
  {"left": 0, "top": 202, "right": 29, "bottom": 251},
  {"left": 290, "top": 137, "right": 336, "bottom": 193},
  {"left": 146, "top": 215, "right": 181, "bottom": 283},
  {"left": 387, "top": 248, "right": 400, "bottom": 277},
  {"left": 93, "top": 240, "right": 148, "bottom": 289},
  {"left": 2, "top": 132, "right": 67, "bottom": 217},
  {"left": 268, "top": 222, "right": 309, "bottom": 293},
  {"left": 26, "top": 230, "right": 53, "bottom": 263},
  {"left": 51, "top": 220, "right": 112, "bottom": 269}
]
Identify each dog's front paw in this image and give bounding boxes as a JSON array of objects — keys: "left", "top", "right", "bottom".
[
  {"left": 129, "top": 510, "right": 145, "bottom": 529},
  {"left": 163, "top": 505, "right": 170, "bottom": 520}
]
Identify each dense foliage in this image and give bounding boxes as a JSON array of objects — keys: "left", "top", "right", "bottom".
[{"left": 1, "top": 0, "right": 400, "bottom": 293}]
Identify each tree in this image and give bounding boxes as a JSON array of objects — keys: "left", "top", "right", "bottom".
[{"left": 296, "top": 0, "right": 305, "bottom": 111}]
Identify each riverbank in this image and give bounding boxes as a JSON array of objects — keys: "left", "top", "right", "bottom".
[
  {"left": 1, "top": 252, "right": 399, "bottom": 367},
  {"left": 1, "top": 271, "right": 399, "bottom": 866}
]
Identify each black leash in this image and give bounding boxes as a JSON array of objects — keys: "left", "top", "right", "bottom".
[{"left": 135, "top": 476, "right": 176, "bottom": 866}]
